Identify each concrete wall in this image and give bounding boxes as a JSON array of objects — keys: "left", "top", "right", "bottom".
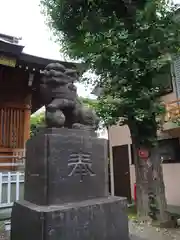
[
  {"left": 109, "top": 125, "right": 132, "bottom": 146},
  {"left": 109, "top": 124, "right": 180, "bottom": 206},
  {"left": 162, "top": 164, "right": 180, "bottom": 206},
  {"left": 128, "top": 164, "right": 180, "bottom": 206},
  {"left": 160, "top": 91, "right": 177, "bottom": 103},
  {"left": 108, "top": 89, "right": 180, "bottom": 206}
]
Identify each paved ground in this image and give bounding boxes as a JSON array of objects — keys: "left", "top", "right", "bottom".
[
  {"left": 129, "top": 220, "right": 180, "bottom": 240},
  {"left": 0, "top": 219, "right": 179, "bottom": 240}
]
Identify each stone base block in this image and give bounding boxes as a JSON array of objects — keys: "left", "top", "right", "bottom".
[
  {"left": 11, "top": 196, "right": 129, "bottom": 240},
  {"left": 25, "top": 128, "right": 108, "bottom": 205}
]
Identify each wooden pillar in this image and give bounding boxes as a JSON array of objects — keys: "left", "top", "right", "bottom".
[
  {"left": 23, "top": 95, "right": 32, "bottom": 145},
  {"left": 24, "top": 106, "right": 31, "bottom": 143}
]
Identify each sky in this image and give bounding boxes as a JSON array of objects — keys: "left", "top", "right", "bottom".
[
  {"left": 0, "top": 0, "right": 180, "bottom": 97},
  {"left": 0, "top": 0, "right": 95, "bottom": 98}
]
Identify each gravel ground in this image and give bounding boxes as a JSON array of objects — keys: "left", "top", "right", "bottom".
[
  {"left": 0, "top": 220, "right": 180, "bottom": 240},
  {"left": 129, "top": 220, "right": 180, "bottom": 240}
]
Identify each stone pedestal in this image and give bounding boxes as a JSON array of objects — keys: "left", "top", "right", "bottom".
[
  {"left": 24, "top": 128, "right": 108, "bottom": 205},
  {"left": 11, "top": 128, "right": 129, "bottom": 240},
  {"left": 11, "top": 197, "right": 128, "bottom": 240}
]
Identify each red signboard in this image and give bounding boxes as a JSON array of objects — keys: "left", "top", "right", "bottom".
[{"left": 138, "top": 149, "right": 149, "bottom": 159}]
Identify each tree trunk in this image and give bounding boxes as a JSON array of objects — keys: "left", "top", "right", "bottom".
[
  {"left": 133, "top": 144, "right": 170, "bottom": 223},
  {"left": 151, "top": 145, "right": 170, "bottom": 223}
]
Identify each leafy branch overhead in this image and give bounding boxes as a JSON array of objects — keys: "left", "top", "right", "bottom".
[{"left": 41, "top": 0, "right": 180, "bottom": 147}]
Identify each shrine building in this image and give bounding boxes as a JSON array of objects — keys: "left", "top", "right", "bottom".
[{"left": 0, "top": 33, "right": 81, "bottom": 170}]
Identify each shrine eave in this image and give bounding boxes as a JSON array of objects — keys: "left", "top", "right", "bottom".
[
  {"left": 0, "top": 33, "right": 87, "bottom": 113},
  {"left": 17, "top": 52, "right": 80, "bottom": 72},
  {"left": 0, "top": 33, "right": 84, "bottom": 72}
]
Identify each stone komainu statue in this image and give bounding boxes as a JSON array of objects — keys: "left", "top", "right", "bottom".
[{"left": 40, "top": 63, "right": 99, "bottom": 130}]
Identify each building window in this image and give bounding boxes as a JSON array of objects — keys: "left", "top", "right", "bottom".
[
  {"left": 158, "top": 138, "right": 180, "bottom": 164},
  {"left": 130, "top": 138, "right": 180, "bottom": 164}
]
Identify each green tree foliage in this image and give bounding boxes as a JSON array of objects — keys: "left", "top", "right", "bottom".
[
  {"left": 79, "top": 96, "right": 98, "bottom": 109},
  {"left": 41, "top": 0, "right": 180, "bottom": 146},
  {"left": 41, "top": 0, "right": 180, "bottom": 222},
  {"left": 30, "top": 112, "right": 45, "bottom": 137}
]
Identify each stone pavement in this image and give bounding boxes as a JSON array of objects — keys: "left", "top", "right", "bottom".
[
  {"left": 130, "top": 236, "right": 146, "bottom": 240},
  {"left": 0, "top": 220, "right": 180, "bottom": 240},
  {"left": 129, "top": 220, "right": 180, "bottom": 240}
]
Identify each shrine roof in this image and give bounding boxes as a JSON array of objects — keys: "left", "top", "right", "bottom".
[
  {"left": 0, "top": 32, "right": 82, "bottom": 71},
  {"left": 0, "top": 33, "right": 86, "bottom": 113}
]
